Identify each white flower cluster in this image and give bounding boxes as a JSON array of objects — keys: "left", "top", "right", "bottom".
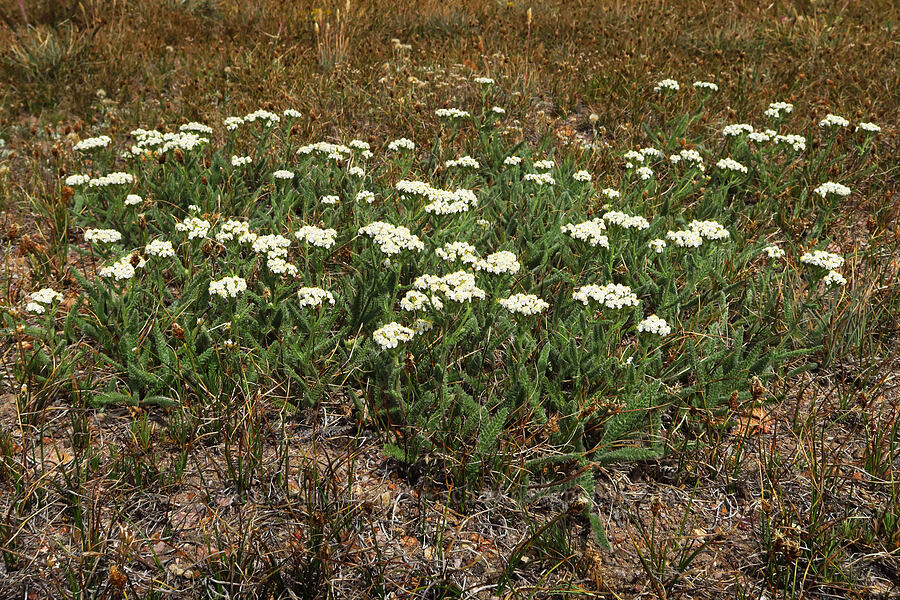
[
  {"left": 31, "top": 287, "right": 63, "bottom": 305},
  {"left": 693, "top": 81, "right": 719, "bottom": 91},
  {"left": 669, "top": 149, "right": 705, "bottom": 170},
  {"left": 475, "top": 250, "right": 520, "bottom": 275},
  {"left": 748, "top": 129, "right": 777, "bottom": 143},
  {"left": 266, "top": 256, "right": 298, "bottom": 276},
  {"left": 637, "top": 314, "right": 671, "bottom": 335},
  {"left": 175, "top": 217, "right": 211, "bottom": 240},
  {"left": 394, "top": 181, "right": 478, "bottom": 215},
  {"left": 295, "top": 225, "right": 337, "bottom": 249},
  {"left": 100, "top": 254, "right": 146, "bottom": 281},
  {"left": 284, "top": 108, "right": 303, "bottom": 119},
  {"left": 601, "top": 188, "right": 620, "bottom": 199},
  {"left": 716, "top": 158, "right": 748, "bottom": 174},
  {"left": 774, "top": 134, "right": 806, "bottom": 152},
  {"left": 65, "top": 174, "right": 90, "bottom": 186},
  {"left": 764, "top": 102, "right": 794, "bottom": 119},
  {"left": 89, "top": 172, "right": 134, "bottom": 187},
  {"left": 654, "top": 79, "right": 679, "bottom": 92},
  {"left": 209, "top": 276, "right": 248, "bottom": 298},
  {"left": 435, "top": 108, "right": 471, "bottom": 119},
  {"left": 414, "top": 271, "right": 486, "bottom": 303},
  {"left": 723, "top": 123, "right": 754, "bottom": 137},
  {"left": 74, "top": 135, "right": 112, "bottom": 151},
  {"left": 533, "top": 159, "right": 555, "bottom": 170},
  {"left": 243, "top": 109, "right": 280, "bottom": 126},
  {"left": 146, "top": 239, "right": 175, "bottom": 258},
  {"left": 215, "top": 220, "right": 254, "bottom": 243},
  {"left": 573, "top": 283, "right": 639, "bottom": 309},
  {"left": 445, "top": 155, "right": 480, "bottom": 169},
  {"left": 491, "top": 106, "right": 505, "bottom": 114},
  {"left": 273, "top": 170, "right": 294, "bottom": 180},
  {"left": 224, "top": 117, "right": 244, "bottom": 131},
  {"left": 436, "top": 241, "right": 480, "bottom": 265},
  {"left": 125, "top": 194, "right": 143, "bottom": 206},
  {"left": 623, "top": 150, "right": 644, "bottom": 168},
  {"left": 358, "top": 222, "right": 424, "bottom": 255},
  {"left": 297, "top": 287, "right": 335, "bottom": 308},
  {"left": 498, "top": 293, "right": 549, "bottom": 316},
  {"left": 373, "top": 322, "right": 416, "bottom": 349},
  {"left": 648, "top": 239, "right": 667, "bottom": 253},
  {"left": 573, "top": 170, "right": 592, "bottom": 182},
  {"left": 131, "top": 129, "right": 208, "bottom": 154},
  {"left": 349, "top": 139, "right": 370, "bottom": 151},
  {"left": 387, "top": 138, "right": 416, "bottom": 152},
  {"left": 813, "top": 181, "right": 851, "bottom": 198},
  {"left": 689, "top": 220, "right": 730, "bottom": 240},
  {"left": 251, "top": 234, "right": 291, "bottom": 257},
  {"left": 561, "top": 218, "right": 609, "bottom": 248},
  {"left": 503, "top": 155, "right": 522, "bottom": 166},
  {"left": 639, "top": 147, "right": 662, "bottom": 159},
  {"left": 604, "top": 210, "right": 650, "bottom": 230},
  {"left": 231, "top": 155, "right": 252, "bottom": 167},
  {"left": 348, "top": 166, "right": 365, "bottom": 177},
  {"left": 322, "top": 195, "right": 340, "bottom": 205},
  {"left": 823, "top": 271, "right": 847, "bottom": 286},
  {"left": 819, "top": 114, "right": 849, "bottom": 128},
  {"left": 84, "top": 228, "right": 122, "bottom": 244},
  {"left": 179, "top": 122, "right": 213, "bottom": 134},
  {"left": 635, "top": 166, "right": 654, "bottom": 180},
  {"left": 666, "top": 229, "right": 703, "bottom": 248},
  {"left": 762, "top": 245, "right": 785, "bottom": 259},
  {"left": 856, "top": 122, "right": 880, "bottom": 133},
  {"left": 400, "top": 290, "right": 443, "bottom": 311},
  {"left": 523, "top": 172, "right": 556, "bottom": 186},
  {"left": 297, "top": 141, "right": 352, "bottom": 159},
  {"left": 350, "top": 190, "right": 372, "bottom": 204},
  {"left": 800, "top": 250, "right": 844, "bottom": 270},
  {"left": 473, "top": 76, "right": 495, "bottom": 85}
]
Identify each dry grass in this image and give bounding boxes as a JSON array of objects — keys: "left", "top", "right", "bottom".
[{"left": 0, "top": 0, "right": 899, "bottom": 598}]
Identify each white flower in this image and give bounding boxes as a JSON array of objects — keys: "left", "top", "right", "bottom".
[
  {"left": 666, "top": 229, "right": 703, "bottom": 248},
  {"left": 800, "top": 250, "right": 844, "bottom": 270},
  {"left": 813, "top": 182, "right": 851, "bottom": 198},
  {"left": 175, "top": 217, "right": 211, "bottom": 240},
  {"left": 498, "top": 293, "right": 549, "bottom": 316},
  {"left": 352, "top": 191, "right": 375, "bottom": 204},
  {"left": 573, "top": 283, "right": 639, "bottom": 309},
  {"left": 414, "top": 271, "right": 486, "bottom": 303},
  {"left": 64, "top": 174, "right": 90, "bottom": 186},
  {"left": 856, "top": 122, "right": 880, "bottom": 133},
  {"left": 145, "top": 239, "right": 175, "bottom": 258},
  {"left": 179, "top": 122, "right": 213, "bottom": 134},
  {"left": 358, "top": 222, "right": 424, "bottom": 255},
  {"left": 99, "top": 255, "right": 145, "bottom": 281},
  {"left": 562, "top": 218, "right": 609, "bottom": 248},
  {"left": 297, "top": 287, "right": 335, "bottom": 308},
  {"left": 26, "top": 302, "right": 45, "bottom": 314},
  {"left": 74, "top": 136, "right": 112, "bottom": 151},
  {"left": 639, "top": 147, "right": 662, "bottom": 159},
  {"left": 648, "top": 239, "right": 666, "bottom": 253},
  {"left": 503, "top": 155, "right": 522, "bottom": 166},
  {"left": 84, "top": 228, "right": 122, "bottom": 244},
  {"left": 635, "top": 166, "right": 654, "bottom": 180},
  {"left": 321, "top": 195, "right": 340, "bottom": 205},
  {"left": 400, "top": 290, "right": 443, "bottom": 311},
  {"left": 473, "top": 76, "right": 495, "bottom": 85},
  {"left": 244, "top": 109, "right": 281, "bottom": 126},
  {"left": 283, "top": 108, "right": 302, "bottom": 119},
  {"left": 692, "top": 81, "right": 718, "bottom": 91},
  {"left": 295, "top": 225, "right": 337, "bottom": 249},
  {"left": 387, "top": 138, "right": 416, "bottom": 151},
  {"left": 524, "top": 172, "right": 555, "bottom": 186},
  {"left": 716, "top": 158, "right": 748, "bottom": 173},
  {"left": 762, "top": 245, "right": 785, "bottom": 259},
  {"left": 297, "top": 141, "right": 352, "bottom": 158},
  {"left": 435, "top": 108, "right": 471, "bottom": 119},
  {"left": 637, "top": 315, "right": 671, "bottom": 336},
  {"left": 224, "top": 117, "right": 244, "bottom": 130},
  {"left": 669, "top": 149, "right": 705, "bottom": 170},
  {"left": 819, "top": 114, "right": 849, "bottom": 128},
  {"left": 216, "top": 220, "right": 252, "bottom": 243},
  {"left": 623, "top": 150, "right": 644, "bottom": 168},
  {"left": 573, "top": 170, "right": 592, "bottom": 182},
  {"left": 689, "top": 220, "right": 730, "bottom": 240},
  {"left": 723, "top": 123, "right": 754, "bottom": 137},
  {"left": 823, "top": 270, "right": 847, "bottom": 286},
  {"left": 231, "top": 155, "right": 252, "bottom": 167},
  {"left": 373, "top": 322, "right": 416, "bottom": 349},
  {"left": 273, "top": 170, "right": 294, "bottom": 180},
  {"left": 604, "top": 211, "right": 650, "bottom": 230},
  {"left": 653, "top": 78, "right": 679, "bottom": 92},
  {"left": 31, "top": 288, "right": 63, "bottom": 305},
  {"left": 124, "top": 194, "right": 143, "bottom": 206},
  {"left": 748, "top": 130, "right": 775, "bottom": 143},
  {"left": 491, "top": 106, "right": 506, "bottom": 114},
  {"left": 475, "top": 250, "right": 520, "bottom": 275},
  {"left": 89, "top": 172, "right": 134, "bottom": 187},
  {"left": 774, "top": 134, "right": 806, "bottom": 152},
  {"left": 764, "top": 102, "right": 794, "bottom": 119},
  {"left": 349, "top": 139, "right": 370, "bottom": 151},
  {"left": 209, "top": 276, "right": 248, "bottom": 298},
  {"left": 436, "top": 241, "right": 480, "bottom": 265},
  {"left": 533, "top": 159, "right": 555, "bottom": 170},
  {"left": 445, "top": 155, "right": 480, "bottom": 169},
  {"left": 266, "top": 256, "right": 298, "bottom": 276},
  {"left": 412, "top": 318, "right": 433, "bottom": 335},
  {"left": 251, "top": 234, "right": 291, "bottom": 257},
  {"left": 601, "top": 188, "right": 620, "bottom": 199},
  {"left": 348, "top": 166, "right": 365, "bottom": 177}
]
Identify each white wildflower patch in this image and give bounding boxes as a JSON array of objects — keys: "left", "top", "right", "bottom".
[
  {"left": 669, "top": 149, "right": 705, "bottom": 170},
  {"left": 654, "top": 79, "right": 679, "bottom": 92},
  {"left": 648, "top": 239, "right": 667, "bottom": 253},
  {"left": 216, "top": 220, "right": 252, "bottom": 243},
  {"left": 635, "top": 166, "right": 654, "bottom": 180},
  {"left": 573, "top": 170, "right": 592, "bottom": 182},
  {"left": 31, "top": 288, "right": 63, "bottom": 305},
  {"left": 414, "top": 271, "right": 486, "bottom": 303},
  {"left": 436, "top": 241, "right": 480, "bottom": 265},
  {"left": 209, "top": 276, "right": 248, "bottom": 299},
  {"left": 623, "top": 150, "right": 644, "bottom": 168},
  {"left": 358, "top": 222, "right": 424, "bottom": 255},
  {"left": 231, "top": 155, "right": 252, "bottom": 167},
  {"left": 813, "top": 182, "right": 851, "bottom": 198},
  {"left": 524, "top": 172, "right": 556, "bottom": 186},
  {"left": 74, "top": 136, "right": 112, "bottom": 151},
  {"left": 297, "top": 287, "right": 335, "bottom": 308},
  {"left": 762, "top": 245, "right": 785, "bottom": 259},
  {"left": 65, "top": 174, "right": 90, "bottom": 186},
  {"left": 175, "top": 217, "right": 211, "bottom": 240},
  {"left": 689, "top": 220, "right": 730, "bottom": 240},
  {"left": 774, "top": 134, "right": 806, "bottom": 152},
  {"left": 89, "top": 172, "right": 134, "bottom": 187},
  {"left": 503, "top": 155, "right": 522, "bottom": 166},
  {"left": 373, "top": 322, "right": 416, "bottom": 349},
  {"left": 273, "top": 170, "right": 294, "bottom": 180},
  {"left": 716, "top": 158, "right": 748, "bottom": 174},
  {"left": 125, "top": 194, "right": 143, "bottom": 206},
  {"left": 573, "top": 283, "right": 639, "bottom": 309},
  {"left": 475, "top": 250, "right": 521, "bottom": 275},
  {"left": 601, "top": 188, "right": 621, "bottom": 200},
  {"left": 321, "top": 195, "right": 341, "bottom": 205},
  {"left": 800, "top": 250, "right": 844, "bottom": 270},
  {"left": 400, "top": 290, "right": 443, "bottom": 312},
  {"left": 856, "top": 122, "right": 880, "bottom": 133},
  {"left": 266, "top": 256, "right": 298, "bottom": 276},
  {"left": 387, "top": 138, "right": 416, "bottom": 152},
  {"left": 666, "top": 229, "right": 703, "bottom": 248},
  {"left": 823, "top": 271, "right": 847, "bottom": 286},
  {"left": 819, "top": 114, "right": 849, "bottom": 128},
  {"left": 295, "top": 225, "right": 337, "bottom": 249},
  {"left": 100, "top": 255, "right": 146, "bottom": 281},
  {"left": 84, "top": 228, "right": 122, "bottom": 244},
  {"left": 693, "top": 81, "right": 718, "bottom": 91},
  {"left": 764, "top": 102, "right": 793, "bottom": 119},
  {"left": 445, "top": 155, "right": 480, "bottom": 169},
  {"left": 637, "top": 315, "right": 672, "bottom": 336},
  {"left": 723, "top": 124, "right": 754, "bottom": 137},
  {"left": 533, "top": 159, "right": 555, "bottom": 170},
  {"left": 561, "top": 218, "right": 609, "bottom": 247},
  {"left": 435, "top": 108, "right": 471, "bottom": 119},
  {"left": 498, "top": 293, "right": 549, "bottom": 316},
  {"left": 251, "top": 234, "right": 291, "bottom": 258},
  {"left": 604, "top": 211, "right": 650, "bottom": 230},
  {"left": 145, "top": 239, "right": 175, "bottom": 258},
  {"left": 243, "top": 109, "right": 280, "bottom": 126}
]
